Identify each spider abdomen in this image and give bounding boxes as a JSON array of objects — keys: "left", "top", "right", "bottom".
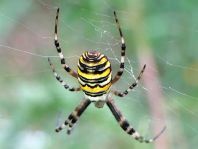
[{"left": 77, "top": 51, "right": 112, "bottom": 99}]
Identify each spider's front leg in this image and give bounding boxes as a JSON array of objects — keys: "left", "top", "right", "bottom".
[
  {"left": 55, "top": 99, "right": 91, "bottom": 134},
  {"left": 106, "top": 98, "right": 166, "bottom": 143},
  {"left": 54, "top": 8, "right": 78, "bottom": 78},
  {"left": 112, "top": 11, "right": 126, "bottom": 84}
]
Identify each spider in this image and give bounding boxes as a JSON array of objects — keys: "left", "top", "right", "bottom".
[{"left": 48, "top": 8, "right": 166, "bottom": 143}]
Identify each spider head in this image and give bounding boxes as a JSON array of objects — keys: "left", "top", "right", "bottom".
[
  {"left": 80, "top": 50, "right": 102, "bottom": 62},
  {"left": 87, "top": 50, "right": 100, "bottom": 59},
  {"left": 77, "top": 51, "right": 112, "bottom": 100}
]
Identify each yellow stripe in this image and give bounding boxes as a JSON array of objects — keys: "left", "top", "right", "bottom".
[
  {"left": 79, "top": 56, "right": 107, "bottom": 67},
  {"left": 80, "top": 82, "right": 111, "bottom": 93},
  {"left": 78, "top": 68, "right": 111, "bottom": 79}
]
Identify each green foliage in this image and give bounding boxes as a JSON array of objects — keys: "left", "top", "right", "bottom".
[{"left": 0, "top": 0, "right": 197, "bottom": 149}]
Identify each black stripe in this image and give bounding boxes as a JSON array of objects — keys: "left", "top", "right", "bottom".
[
  {"left": 114, "top": 12, "right": 123, "bottom": 38},
  {"left": 54, "top": 40, "right": 59, "bottom": 46},
  {"left": 130, "top": 83, "right": 137, "bottom": 88},
  {"left": 54, "top": 41, "right": 61, "bottom": 52},
  {"left": 79, "top": 59, "right": 107, "bottom": 70},
  {"left": 78, "top": 61, "right": 110, "bottom": 74},
  {"left": 128, "top": 128, "right": 135, "bottom": 135},
  {"left": 64, "top": 84, "right": 69, "bottom": 89},
  {"left": 64, "top": 67, "right": 71, "bottom": 72},
  {"left": 118, "top": 93, "right": 124, "bottom": 97},
  {"left": 69, "top": 88, "right": 75, "bottom": 91},
  {"left": 80, "top": 81, "right": 111, "bottom": 89},
  {"left": 78, "top": 78, "right": 111, "bottom": 87},
  {"left": 84, "top": 91, "right": 107, "bottom": 97},
  {"left": 56, "top": 127, "right": 62, "bottom": 132},
  {"left": 84, "top": 56, "right": 98, "bottom": 62},
  {"left": 106, "top": 100, "right": 121, "bottom": 122},
  {"left": 121, "top": 50, "right": 125, "bottom": 56},
  {"left": 117, "top": 71, "right": 123, "bottom": 76},
  {"left": 121, "top": 44, "right": 126, "bottom": 50},
  {"left": 61, "top": 59, "right": 65, "bottom": 64},
  {"left": 71, "top": 116, "right": 77, "bottom": 124},
  {"left": 123, "top": 90, "right": 128, "bottom": 94},
  {"left": 64, "top": 121, "right": 68, "bottom": 125},
  {"left": 121, "top": 120, "right": 129, "bottom": 131},
  {"left": 120, "top": 63, "right": 124, "bottom": 68},
  {"left": 78, "top": 66, "right": 111, "bottom": 75},
  {"left": 55, "top": 8, "right": 59, "bottom": 33},
  {"left": 56, "top": 76, "right": 61, "bottom": 81},
  {"left": 119, "top": 28, "right": 123, "bottom": 37},
  {"left": 68, "top": 114, "right": 73, "bottom": 120},
  {"left": 68, "top": 114, "right": 77, "bottom": 124},
  {"left": 57, "top": 47, "right": 61, "bottom": 52}
]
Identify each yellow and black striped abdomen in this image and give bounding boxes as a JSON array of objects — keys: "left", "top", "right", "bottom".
[{"left": 77, "top": 51, "right": 112, "bottom": 98}]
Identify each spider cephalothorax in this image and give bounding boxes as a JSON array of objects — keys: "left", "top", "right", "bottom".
[{"left": 48, "top": 8, "right": 166, "bottom": 142}]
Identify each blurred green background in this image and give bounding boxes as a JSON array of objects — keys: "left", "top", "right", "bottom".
[{"left": 0, "top": 0, "right": 198, "bottom": 149}]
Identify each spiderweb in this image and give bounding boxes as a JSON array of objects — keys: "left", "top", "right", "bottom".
[{"left": 0, "top": 0, "right": 197, "bottom": 149}]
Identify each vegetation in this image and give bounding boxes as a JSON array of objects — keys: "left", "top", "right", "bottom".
[{"left": 0, "top": 0, "right": 197, "bottom": 149}]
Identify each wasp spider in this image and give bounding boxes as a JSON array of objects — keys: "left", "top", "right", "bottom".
[{"left": 48, "top": 8, "right": 166, "bottom": 143}]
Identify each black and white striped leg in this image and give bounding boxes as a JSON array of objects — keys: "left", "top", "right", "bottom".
[
  {"left": 112, "top": 11, "right": 126, "bottom": 84},
  {"left": 54, "top": 8, "right": 78, "bottom": 78},
  {"left": 48, "top": 58, "right": 81, "bottom": 92},
  {"left": 106, "top": 98, "right": 166, "bottom": 143},
  {"left": 55, "top": 99, "right": 91, "bottom": 134},
  {"left": 111, "top": 64, "right": 146, "bottom": 97}
]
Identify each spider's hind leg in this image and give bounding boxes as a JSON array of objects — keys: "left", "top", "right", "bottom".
[
  {"left": 106, "top": 98, "right": 166, "bottom": 143},
  {"left": 54, "top": 8, "right": 78, "bottom": 78},
  {"left": 55, "top": 99, "right": 91, "bottom": 134}
]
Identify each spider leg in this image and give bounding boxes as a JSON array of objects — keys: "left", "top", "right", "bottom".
[
  {"left": 54, "top": 8, "right": 78, "bottom": 78},
  {"left": 55, "top": 99, "right": 91, "bottom": 134},
  {"left": 106, "top": 98, "right": 166, "bottom": 143},
  {"left": 111, "top": 64, "right": 146, "bottom": 97},
  {"left": 48, "top": 58, "right": 81, "bottom": 92},
  {"left": 112, "top": 11, "right": 126, "bottom": 84}
]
